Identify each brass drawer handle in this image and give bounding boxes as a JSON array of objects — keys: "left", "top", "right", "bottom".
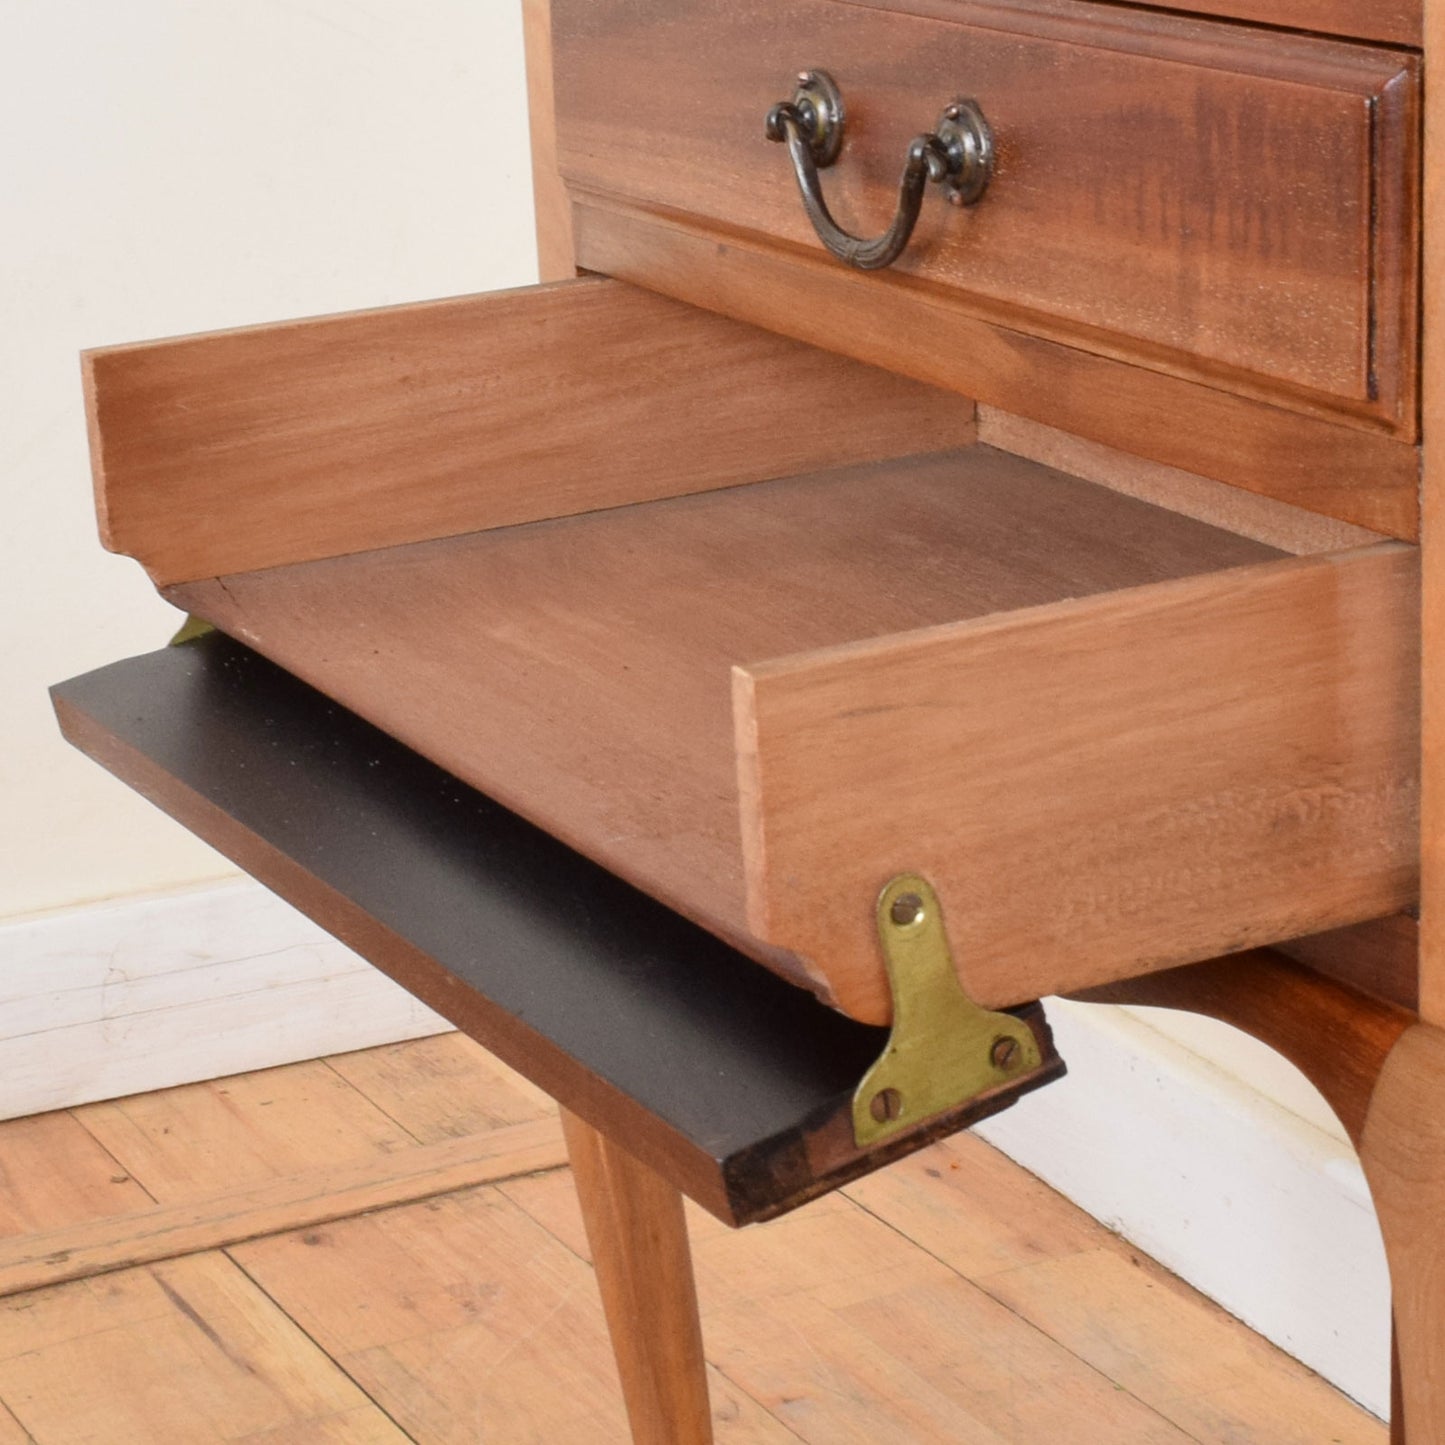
[{"left": 765, "top": 70, "right": 993, "bottom": 272}]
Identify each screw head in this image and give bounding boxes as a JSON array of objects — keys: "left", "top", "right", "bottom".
[
  {"left": 889, "top": 892, "right": 925, "bottom": 928},
  {"left": 990, "top": 1036, "right": 1021, "bottom": 1071},
  {"left": 870, "top": 1087, "right": 904, "bottom": 1124}
]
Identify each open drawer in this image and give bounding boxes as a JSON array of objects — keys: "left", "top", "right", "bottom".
[{"left": 85, "top": 276, "right": 1421, "bottom": 1025}]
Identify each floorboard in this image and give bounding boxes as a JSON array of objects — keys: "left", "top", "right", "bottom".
[
  {"left": 73, "top": 1059, "right": 416, "bottom": 1200},
  {"left": 0, "top": 1032, "right": 1385, "bottom": 1443},
  {"left": 324, "top": 1035, "right": 555, "bottom": 1142},
  {"left": 0, "top": 1113, "right": 153, "bottom": 1238},
  {"left": 0, "top": 1253, "right": 411, "bottom": 1444}
]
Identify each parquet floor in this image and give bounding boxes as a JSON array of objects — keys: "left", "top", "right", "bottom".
[{"left": 0, "top": 1033, "right": 1383, "bottom": 1443}]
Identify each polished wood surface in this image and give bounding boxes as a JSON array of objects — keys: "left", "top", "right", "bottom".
[
  {"left": 1276, "top": 915, "right": 1422, "bottom": 1015},
  {"left": 1362, "top": 1024, "right": 1445, "bottom": 1444},
  {"left": 86, "top": 277, "right": 971, "bottom": 584},
  {"left": 742, "top": 542, "right": 1420, "bottom": 1020},
  {"left": 1097, "top": 0, "right": 1418, "bottom": 45},
  {"left": 977, "top": 408, "right": 1384, "bottom": 555},
  {"left": 1071, "top": 948, "right": 1415, "bottom": 1148},
  {"left": 554, "top": 0, "right": 1419, "bottom": 431},
  {"left": 576, "top": 201, "right": 1420, "bottom": 539},
  {"left": 164, "top": 448, "right": 1291, "bottom": 1016},
  {"left": 1418, "top": 0, "right": 1445, "bottom": 1030},
  {"left": 562, "top": 1110, "right": 714, "bottom": 1445},
  {"left": 522, "top": 0, "right": 575, "bottom": 283}
]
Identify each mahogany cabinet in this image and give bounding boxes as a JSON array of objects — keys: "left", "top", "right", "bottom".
[{"left": 54, "top": 0, "right": 1445, "bottom": 1438}]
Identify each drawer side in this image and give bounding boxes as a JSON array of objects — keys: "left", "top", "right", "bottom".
[
  {"left": 85, "top": 276, "right": 972, "bottom": 584},
  {"left": 735, "top": 543, "right": 1421, "bottom": 1022}
]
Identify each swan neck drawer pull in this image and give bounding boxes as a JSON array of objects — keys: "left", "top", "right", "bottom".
[{"left": 765, "top": 69, "right": 993, "bottom": 272}]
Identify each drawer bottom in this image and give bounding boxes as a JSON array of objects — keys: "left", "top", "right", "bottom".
[{"left": 162, "top": 444, "right": 1418, "bottom": 1023}]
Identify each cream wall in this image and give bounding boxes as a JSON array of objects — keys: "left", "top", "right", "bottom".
[{"left": 1, "top": 1, "right": 538, "bottom": 920}]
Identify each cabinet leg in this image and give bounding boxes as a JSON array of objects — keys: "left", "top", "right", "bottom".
[
  {"left": 1362, "top": 1025, "right": 1445, "bottom": 1444},
  {"left": 561, "top": 1108, "right": 714, "bottom": 1445},
  {"left": 1393, "top": 1326, "right": 1407, "bottom": 1444}
]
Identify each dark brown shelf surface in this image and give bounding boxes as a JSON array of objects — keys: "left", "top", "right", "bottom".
[{"left": 51, "top": 636, "right": 1062, "bottom": 1223}]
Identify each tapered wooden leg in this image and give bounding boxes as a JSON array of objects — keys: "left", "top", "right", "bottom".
[
  {"left": 561, "top": 1108, "right": 714, "bottom": 1445},
  {"left": 1393, "top": 1325, "right": 1407, "bottom": 1444},
  {"left": 1361, "top": 1024, "right": 1445, "bottom": 1444}
]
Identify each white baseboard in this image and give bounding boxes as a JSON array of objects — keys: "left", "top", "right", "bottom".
[
  {"left": 0, "top": 880, "right": 450, "bottom": 1120},
  {"left": 0, "top": 883, "right": 1392, "bottom": 1416},
  {"left": 976, "top": 998, "right": 1391, "bottom": 1418}
]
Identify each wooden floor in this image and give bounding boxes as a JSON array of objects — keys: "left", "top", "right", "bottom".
[{"left": 0, "top": 1034, "right": 1382, "bottom": 1444}]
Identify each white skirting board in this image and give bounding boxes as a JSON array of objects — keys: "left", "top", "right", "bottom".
[
  {"left": 0, "top": 881, "right": 1391, "bottom": 1417},
  {"left": 0, "top": 879, "right": 450, "bottom": 1122}
]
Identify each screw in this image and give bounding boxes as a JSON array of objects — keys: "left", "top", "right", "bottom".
[
  {"left": 889, "top": 892, "right": 925, "bottom": 927},
  {"left": 990, "top": 1036, "right": 1021, "bottom": 1071},
  {"left": 870, "top": 1087, "right": 904, "bottom": 1124},
  {"left": 948, "top": 190, "right": 967, "bottom": 207},
  {"left": 945, "top": 104, "right": 962, "bottom": 119},
  {"left": 798, "top": 70, "right": 813, "bottom": 86}
]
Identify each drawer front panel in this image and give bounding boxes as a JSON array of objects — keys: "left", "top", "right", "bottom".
[{"left": 554, "top": 0, "right": 1418, "bottom": 430}]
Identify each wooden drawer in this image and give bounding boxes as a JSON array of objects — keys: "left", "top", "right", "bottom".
[
  {"left": 84, "top": 278, "right": 1420, "bottom": 1024},
  {"left": 553, "top": 0, "right": 1419, "bottom": 435}
]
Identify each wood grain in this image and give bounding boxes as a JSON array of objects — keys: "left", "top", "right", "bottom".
[
  {"left": 575, "top": 200, "right": 1420, "bottom": 538},
  {"left": 167, "top": 448, "right": 1280, "bottom": 1011},
  {"left": 1418, "top": 0, "right": 1445, "bottom": 1030},
  {"left": 74, "top": 1058, "right": 414, "bottom": 1202},
  {"left": 0, "top": 1118, "right": 565, "bottom": 1301},
  {"left": 508, "top": 1154, "right": 1380, "bottom": 1443},
  {"left": 562, "top": 1110, "right": 714, "bottom": 1445},
  {"left": 554, "top": 0, "right": 1419, "bottom": 429},
  {"left": 0, "top": 1031, "right": 1381, "bottom": 1443},
  {"left": 1070, "top": 948, "right": 1416, "bottom": 1147},
  {"left": 229, "top": 1187, "right": 648, "bottom": 1443},
  {"left": 977, "top": 407, "right": 1385, "bottom": 556},
  {"left": 1361, "top": 1024, "right": 1445, "bottom": 1444},
  {"left": 0, "top": 1253, "right": 409, "bottom": 1444},
  {"left": 737, "top": 543, "right": 1421, "bottom": 1021},
  {"left": 324, "top": 1032, "right": 556, "bottom": 1142},
  {"left": 86, "top": 275, "right": 972, "bottom": 584},
  {"left": 1091, "top": 0, "right": 1419, "bottom": 46},
  {"left": 1274, "top": 914, "right": 1421, "bottom": 1015},
  {"left": 0, "top": 1040, "right": 1387, "bottom": 1445},
  {"left": 0, "top": 1113, "right": 153, "bottom": 1239},
  {"left": 522, "top": 0, "right": 576, "bottom": 282},
  {"left": 978, "top": 1246, "right": 1383, "bottom": 1445}
]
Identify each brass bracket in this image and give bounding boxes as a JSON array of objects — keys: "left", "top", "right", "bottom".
[
  {"left": 169, "top": 615, "right": 215, "bottom": 646},
  {"left": 853, "top": 873, "right": 1043, "bottom": 1148}
]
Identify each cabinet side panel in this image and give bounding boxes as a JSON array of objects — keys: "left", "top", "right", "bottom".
[
  {"left": 1421, "top": 0, "right": 1445, "bottom": 1027},
  {"left": 523, "top": 0, "right": 576, "bottom": 282}
]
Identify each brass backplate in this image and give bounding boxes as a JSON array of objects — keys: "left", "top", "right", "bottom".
[{"left": 853, "top": 874, "right": 1042, "bottom": 1148}]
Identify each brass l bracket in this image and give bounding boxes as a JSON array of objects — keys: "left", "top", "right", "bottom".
[
  {"left": 853, "top": 873, "right": 1043, "bottom": 1148},
  {"left": 169, "top": 615, "right": 215, "bottom": 646}
]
